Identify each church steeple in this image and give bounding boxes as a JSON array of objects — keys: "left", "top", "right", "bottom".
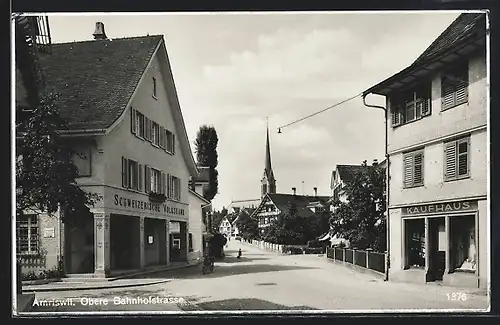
[{"left": 261, "top": 119, "right": 276, "bottom": 198}]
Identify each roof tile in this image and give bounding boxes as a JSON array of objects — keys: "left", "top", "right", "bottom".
[{"left": 38, "top": 35, "right": 163, "bottom": 130}]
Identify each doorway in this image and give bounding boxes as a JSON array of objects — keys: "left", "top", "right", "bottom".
[{"left": 427, "top": 217, "right": 446, "bottom": 282}]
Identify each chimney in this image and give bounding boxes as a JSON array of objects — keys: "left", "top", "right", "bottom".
[
  {"left": 292, "top": 187, "right": 296, "bottom": 195},
  {"left": 313, "top": 187, "right": 317, "bottom": 197},
  {"left": 93, "top": 22, "right": 107, "bottom": 40},
  {"left": 373, "top": 159, "right": 378, "bottom": 166}
]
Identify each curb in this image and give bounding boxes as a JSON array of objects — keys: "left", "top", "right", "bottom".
[{"left": 22, "top": 279, "right": 171, "bottom": 293}]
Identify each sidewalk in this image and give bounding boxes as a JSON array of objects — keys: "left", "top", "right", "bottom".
[{"left": 23, "top": 278, "right": 171, "bottom": 293}]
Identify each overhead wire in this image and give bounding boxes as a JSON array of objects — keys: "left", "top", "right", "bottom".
[{"left": 276, "top": 92, "right": 364, "bottom": 133}]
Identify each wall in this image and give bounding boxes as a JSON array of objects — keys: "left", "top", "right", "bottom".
[
  {"left": 187, "top": 192, "right": 205, "bottom": 263},
  {"left": 93, "top": 50, "right": 191, "bottom": 217},
  {"left": 389, "top": 130, "right": 487, "bottom": 206},
  {"left": 19, "top": 212, "right": 60, "bottom": 276},
  {"left": 387, "top": 51, "right": 487, "bottom": 154}
]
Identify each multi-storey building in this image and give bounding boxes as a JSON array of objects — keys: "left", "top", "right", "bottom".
[
  {"left": 363, "top": 13, "right": 488, "bottom": 289},
  {"left": 16, "top": 22, "right": 205, "bottom": 278}
]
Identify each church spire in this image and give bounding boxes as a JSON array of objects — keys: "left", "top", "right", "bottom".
[
  {"left": 261, "top": 118, "right": 276, "bottom": 198},
  {"left": 265, "top": 119, "right": 272, "bottom": 173}
]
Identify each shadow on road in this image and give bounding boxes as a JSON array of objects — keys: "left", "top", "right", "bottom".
[
  {"left": 191, "top": 298, "right": 319, "bottom": 311},
  {"left": 127, "top": 263, "right": 317, "bottom": 280},
  {"left": 218, "top": 256, "right": 269, "bottom": 263}
]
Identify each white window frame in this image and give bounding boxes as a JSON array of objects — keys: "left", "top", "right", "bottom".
[
  {"left": 152, "top": 77, "right": 157, "bottom": 99},
  {"left": 16, "top": 214, "right": 39, "bottom": 255},
  {"left": 391, "top": 84, "right": 431, "bottom": 127}
]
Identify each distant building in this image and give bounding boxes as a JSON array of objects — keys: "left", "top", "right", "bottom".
[
  {"left": 363, "top": 13, "right": 487, "bottom": 289},
  {"left": 251, "top": 192, "right": 330, "bottom": 235},
  {"left": 227, "top": 199, "right": 261, "bottom": 214}
]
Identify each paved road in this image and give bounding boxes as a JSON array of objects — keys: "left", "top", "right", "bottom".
[{"left": 28, "top": 240, "right": 489, "bottom": 313}]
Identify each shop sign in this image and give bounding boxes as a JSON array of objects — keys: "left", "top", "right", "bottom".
[
  {"left": 402, "top": 200, "right": 477, "bottom": 216},
  {"left": 113, "top": 193, "right": 185, "bottom": 216}
]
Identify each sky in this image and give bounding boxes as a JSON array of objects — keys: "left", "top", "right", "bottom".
[{"left": 46, "top": 11, "right": 460, "bottom": 210}]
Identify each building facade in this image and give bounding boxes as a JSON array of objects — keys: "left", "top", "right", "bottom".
[
  {"left": 218, "top": 216, "right": 233, "bottom": 237},
  {"left": 363, "top": 13, "right": 488, "bottom": 289},
  {"left": 16, "top": 23, "right": 203, "bottom": 278}
]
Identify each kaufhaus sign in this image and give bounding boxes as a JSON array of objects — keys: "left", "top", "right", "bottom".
[{"left": 402, "top": 200, "right": 478, "bottom": 216}]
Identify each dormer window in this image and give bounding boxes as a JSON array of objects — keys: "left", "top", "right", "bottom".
[{"left": 152, "top": 77, "right": 157, "bottom": 99}]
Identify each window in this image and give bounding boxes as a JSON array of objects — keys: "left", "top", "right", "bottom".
[
  {"left": 189, "top": 233, "right": 193, "bottom": 252},
  {"left": 166, "top": 130, "right": 175, "bottom": 154},
  {"left": 121, "top": 157, "right": 142, "bottom": 191},
  {"left": 136, "top": 111, "right": 145, "bottom": 138},
  {"left": 16, "top": 214, "right": 39, "bottom": 255},
  {"left": 450, "top": 215, "right": 476, "bottom": 272},
  {"left": 391, "top": 84, "right": 431, "bottom": 127},
  {"left": 169, "top": 175, "right": 181, "bottom": 200},
  {"left": 173, "top": 238, "right": 180, "bottom": 250},
  {"left": 152, "top": 122, "right": 160, "bottom": 146},
  {"left": 441, "top": 61, "right": 469, "bottom": 110},
  {"left": 145, "top": 166, "right": 166, "bottom": 194},
  {"left": 403, "top": 149, "right": 424, "bottom": 188},
  {"left": 404, "top": 218, "right": 425, "bottom": 268},
  {"left": 73, "top": 146, "right": 91, "bottom": 177},
  {"left": 152, "top": 77, "right": 157, "bottom": 98},
  {"left": 444, "top": 136, "right": 470, "bottom": 181}
]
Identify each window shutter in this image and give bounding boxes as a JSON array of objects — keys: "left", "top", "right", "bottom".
[
  {"left": 455, "top": 79, "right": 468, "bottom": 104},
  {"left": 138, "top": 164, "right": 143, "bottom": 191},
  {"left": 172, "top": 133, "right": 176, "bottom": 154},
  {"left": 177, "top": 178, "right": 181, "bottom": 200},
  {"left": 457, "top": 138, "right": 469, "bottom": 177},
  {"left": 145, "top": 165, "right": 151, "bottom": 193},
  {"left": 161, "top": 172, "right": 166, "bottom": 195},
  {"left": 420, "top": 98, "right": 430, "bottom": 116},
  {"left": 413, "top": 152, "right": 424, "bottom": 185},
  {"left": 167, "top": 174, "right": 171, "bottom": 198},
  {"left": 403, "top": 154, "right": 413, "bottom": 188},
  {"left": 391, "top": 105, "right": 400, "bottom": 127},
  {"left": 444, "top": 141, "right": 457, "bottom": 180},
  {"left": 441, "top": 79, "right": 455, "bottom": 110},
  {"left": 122, "top": 157, "right": 128, "bottom": 188},
  {"left": 131, "top": 109, "right": 136, "bottom": 134}
]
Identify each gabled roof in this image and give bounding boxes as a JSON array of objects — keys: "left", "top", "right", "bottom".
[
  {"left": 32, "top": 34, "right": 199, "bottom": 177},
  {"left": 364, "top": 12, "right": 486, "bottom": 96},
  {"left": 250, "top": 193, "right": 329, "bottom": 220},
  {"left": 39, "top": 35, "right": 163, "bottom": 130},
  {"left": 188, "top": 189, "right": 210, "bottom": 204},
  {"left": 412, "top": 13, "right": 485, "bottom": 66},
  {"left": 336, "top": 165, "right": 367, "bottom": 184}
]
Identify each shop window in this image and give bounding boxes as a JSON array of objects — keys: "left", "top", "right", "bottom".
[
  {"left": 173, "top": 238, "right": 181, "bottom": 250},
  {"left": 189, "top": 233, "right": 193, "bottom": 252},
  {"left": 404, "top": 218, "right": 425, "bottom": 268},
  {"left": 450, "top": 215, "right": 476, "bottom": 272},
  {"left": 16, "top": 214, "right": 39, "bottom": 255}
]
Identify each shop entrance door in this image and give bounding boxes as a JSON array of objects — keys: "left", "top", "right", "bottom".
[{"left": 427, "top": 217, "right": 446, "bottom": 282}]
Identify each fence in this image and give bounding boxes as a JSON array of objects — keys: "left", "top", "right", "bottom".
[
  {"left": 250, "top": 240, "right": 284, "bottom": 253},
  {"left": 326, "top": 247, "right": 387, "bottom": 277}
]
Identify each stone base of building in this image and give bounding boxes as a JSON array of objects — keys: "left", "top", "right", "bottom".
[
  {"left": 389, "top": 268, "right": 427, "bottom": 285},
  {"left": 389, "top": 268, "right": 484, "bottom": 289}
]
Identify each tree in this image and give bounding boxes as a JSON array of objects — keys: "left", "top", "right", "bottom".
[
  {"left": 194, "top": 125, "right": 219, "bottom": 201},
  {"left": 16, "top": 92, "right": 101, "bottom": 222},
  {"left": 329, "top": 160, "right": 386, "bottom": 252},
  {"left": 235, "top": 209, "right": 258, "bottom": 240},
  {"left": 306, "top": 209, "right": 331, "bottom": 241},
  {"left": 263, "top": 202, "right": 308, "bottom": 245},
  {"left": 211, "top": 207, "right": 228, "bottom": 232}
]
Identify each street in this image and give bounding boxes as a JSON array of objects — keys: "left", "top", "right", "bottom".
[{"left": 28, "top": 240, "right": 489, "bottom": 313}]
